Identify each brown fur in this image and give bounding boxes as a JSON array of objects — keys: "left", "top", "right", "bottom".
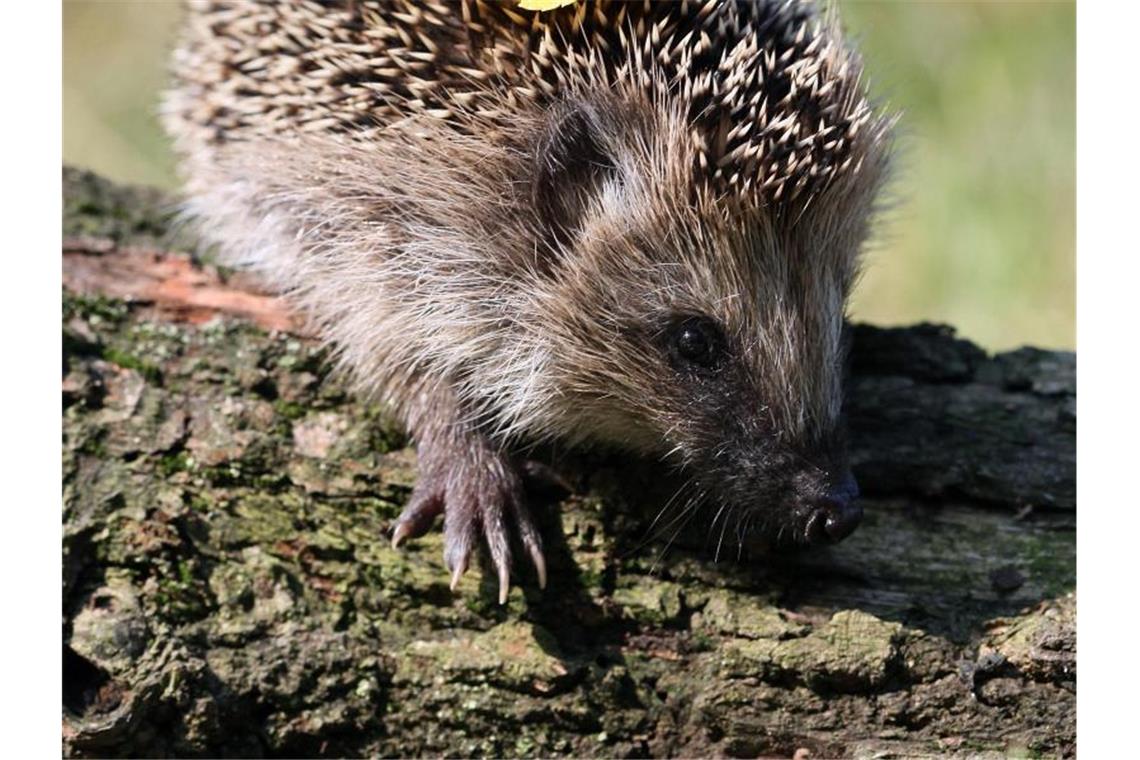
[{"left": 163, "top": 0, "right": 893, "bottom": 600}]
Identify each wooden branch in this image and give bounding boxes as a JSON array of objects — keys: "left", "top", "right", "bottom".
[{"left": 62, "top": 168, "right": 1075, "bottom": 758}]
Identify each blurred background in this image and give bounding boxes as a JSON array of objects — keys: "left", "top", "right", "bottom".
[{"left": 63, "top": 1, "right": 1075, "bottom": 351}]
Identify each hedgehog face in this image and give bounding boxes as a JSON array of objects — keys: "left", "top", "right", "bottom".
[
  {"left": 542, "top": 217, "right": 866, "bottom": 549},
  {"left": 528, "top": 96, "right": 883, "bottom": 548},
  {"left": 646, "top": 300, "right": 864, "bottom": 549}
]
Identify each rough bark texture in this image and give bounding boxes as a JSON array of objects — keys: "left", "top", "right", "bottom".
[{"left": 62, "top": 168, "right": 1076, "bottom": 759}]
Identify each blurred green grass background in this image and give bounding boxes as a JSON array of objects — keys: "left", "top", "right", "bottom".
[{"left": 63, "top": 1, "right": 1075, "bottom": 351}]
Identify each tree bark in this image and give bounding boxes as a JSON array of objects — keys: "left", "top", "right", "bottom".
[{"left": 62, "top": 168, "right": 1075, "bottom": 758}]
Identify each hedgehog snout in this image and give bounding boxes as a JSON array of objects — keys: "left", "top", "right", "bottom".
[{"left": 801, "top": 471, "right": 862, "bottom": 545}]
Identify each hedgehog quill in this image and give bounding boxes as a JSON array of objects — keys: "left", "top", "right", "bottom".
[{"left": 164, "top": 0, "right": 893, "bottom": 603}]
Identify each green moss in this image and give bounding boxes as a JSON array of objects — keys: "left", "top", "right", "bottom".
[
  {"left": 723, "top": 610, "right": 903, "bottom": 692},
  {"left": 696, "top": 590, "right": 805, "bottom": 640},
  {"left": 396, "top": 621, "right": 574, "bottom": 694},
  {"left": 156, "top": 451, "right": 195, "bottom": 477},
  {"left": 77, "top": 429, "right": 109, "bottom": 458},
  {"left": 274, "top": 399, "right": 307, "bottom": 420},
  {"left": 1021, "top": 532, "right": 1076, "bottom": 598},
  {"left": 63, "top": 290, "right": 130, "bottom": 326},
  {"left": 689, "top": 630, "right": 716, "bottom": 653},
  {"left": 196, "top": 460, "right": 290, "bottom": 491},
  {"left": 103, "top": 346, "right": 164, "bottom": 384},
  {"left": 62, "top": 167, "right": 182, "bottom": 244},
  {"left": 187, "top": 493, "right": 214, "bottom": 512},
  {"left": 612, "top": 577, "right": 684, "bottom": 626},
  {"left": 152, "top": 559, "right": 215, "bottom": 625}
]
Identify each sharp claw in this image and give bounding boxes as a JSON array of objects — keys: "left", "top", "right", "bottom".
[
  {"left": 391, "top": 521, "right": 411, "bottom": 549},
  {"left": 529, "top": 544, "right": 547, "bottom": 590},
  {"left": 497, "top": 563, "right": 510, "bottom": 605},
  {"left": 449, "top": 555, "right": 468, "bottom": 592}
]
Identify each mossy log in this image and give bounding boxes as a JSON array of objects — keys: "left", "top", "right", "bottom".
[{"left": 62, "top": 168, "right": 1075, "bottom": 759}]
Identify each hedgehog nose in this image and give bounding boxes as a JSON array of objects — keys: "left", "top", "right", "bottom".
[{"left": 805, "top": 472, "right": 862, "bottom": 544}]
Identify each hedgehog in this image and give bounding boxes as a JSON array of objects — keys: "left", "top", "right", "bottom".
[{"left": 163, "top": 0, "right": 893, "bottom": 602}]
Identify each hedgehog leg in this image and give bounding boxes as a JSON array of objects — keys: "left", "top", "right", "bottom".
[
  {"left": 440, "top": 442, "right": 546, "bottom": 604},
  {"left": 400, "top": 390, "right": 547, "bottom": 602}
]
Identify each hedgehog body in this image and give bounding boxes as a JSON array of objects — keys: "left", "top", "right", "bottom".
[{"left": 164, "top": 0, "right": 892, "bottom": 600}]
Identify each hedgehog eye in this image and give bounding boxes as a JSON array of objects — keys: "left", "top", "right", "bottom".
[{"left": 669, "top": 316, "right": 724, "bottom": 369}]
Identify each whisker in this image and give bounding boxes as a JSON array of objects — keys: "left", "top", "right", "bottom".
[
  {"left": 714, "top": 503, "right": 736, "bottom": 563},
  {"left": 653, "top": 488, "right": 707, "bottom": 574},
  {"left": 621, "top": 475, "right": 698, "bottom": 561}
]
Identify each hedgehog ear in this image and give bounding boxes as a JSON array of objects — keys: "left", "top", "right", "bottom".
[{"left": 532, "top": 101, "right": 617, "bottom": 251}]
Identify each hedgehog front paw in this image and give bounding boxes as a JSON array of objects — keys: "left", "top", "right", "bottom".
[{"left": 391, "top": 442, "right": 546, "bottom": 604}]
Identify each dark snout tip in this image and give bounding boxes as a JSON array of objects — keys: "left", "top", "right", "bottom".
[
  {"left": 822, "top": 495, "right": 863, "bottom": 543},
  {"left": 805, "top": 474, "right": 863, "bottom": 545}
]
